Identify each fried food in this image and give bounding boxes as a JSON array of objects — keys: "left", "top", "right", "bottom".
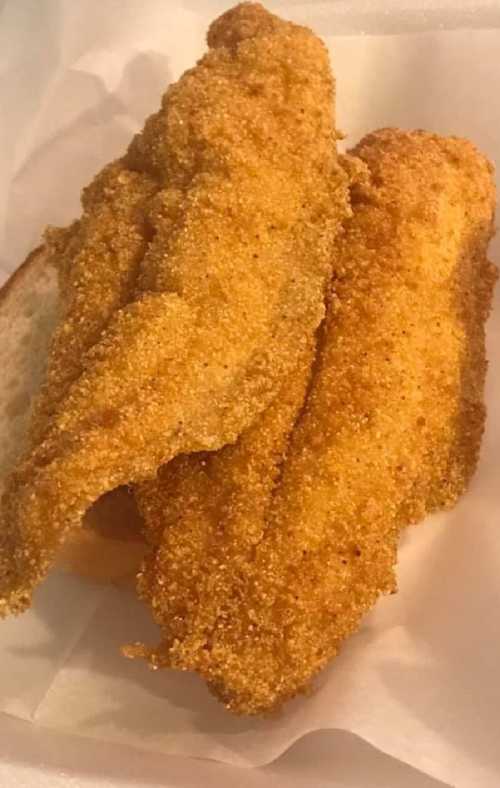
[
  {"left": 0, "top": 3, "right": 349, "bottom": 616},
  {"left": 135, "top": 335, "right": 315, "bottom": 626},
  {"left": 129, "top": 129, "right": 497, "bottom": 714}
]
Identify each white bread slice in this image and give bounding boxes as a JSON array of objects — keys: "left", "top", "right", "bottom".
[
  {"left": 0, "top": 247, "right": 59, "bottom": 482},
  {"left": 0, "top": 249, "right": 145, "bottom": 585}
]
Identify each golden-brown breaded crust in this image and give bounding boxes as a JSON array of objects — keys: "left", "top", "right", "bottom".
[
  {"left": 0, "top": 3, "right": 349, "bottom": 616},
  {"left": 132, "top": 129, "right": 496, "bottom": 715},
  {"left": 30, "top": 164, "right": 157, "bottom": 443},
  {"left": 132, "top": 338, "right": 315, "bottom": 647}
]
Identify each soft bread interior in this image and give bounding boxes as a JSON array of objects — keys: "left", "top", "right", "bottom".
[{"left": 0, "top": 248, "right": 59, "bottom": 481}]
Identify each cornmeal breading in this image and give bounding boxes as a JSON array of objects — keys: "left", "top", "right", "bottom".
[
  {"left": 0, "top": 3, "right": 349, "bottom": 616},
  {"left": 130, "top": 129, "right": 496, "bottom": 714}
]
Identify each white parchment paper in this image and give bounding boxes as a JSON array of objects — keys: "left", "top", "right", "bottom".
[{"left": 0, "top": 3, "right": 499, "bottom": 787}]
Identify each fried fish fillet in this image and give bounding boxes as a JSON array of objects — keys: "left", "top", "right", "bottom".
[
  {"left": 130, "top": 129, "right": 497, "bottom": 714},
  {"left": 135, "top": 335, "right": 315, "bottom": 623},
  {"left": 0, "top": 3, "right": 349, "bottom": 616}
]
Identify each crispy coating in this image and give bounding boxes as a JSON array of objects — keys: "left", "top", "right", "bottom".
[
  {"left": 0, "top": 3, "right": 349, "bottom": 616},
  {"left": 130, "top": 129, "right": 497, "bottom": 714},
  {"left": 32, "top": 163, "right": 157, "bottom": 442},
  {"left": 134, "top": 337, "right": 315, "bottom": 632}
]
